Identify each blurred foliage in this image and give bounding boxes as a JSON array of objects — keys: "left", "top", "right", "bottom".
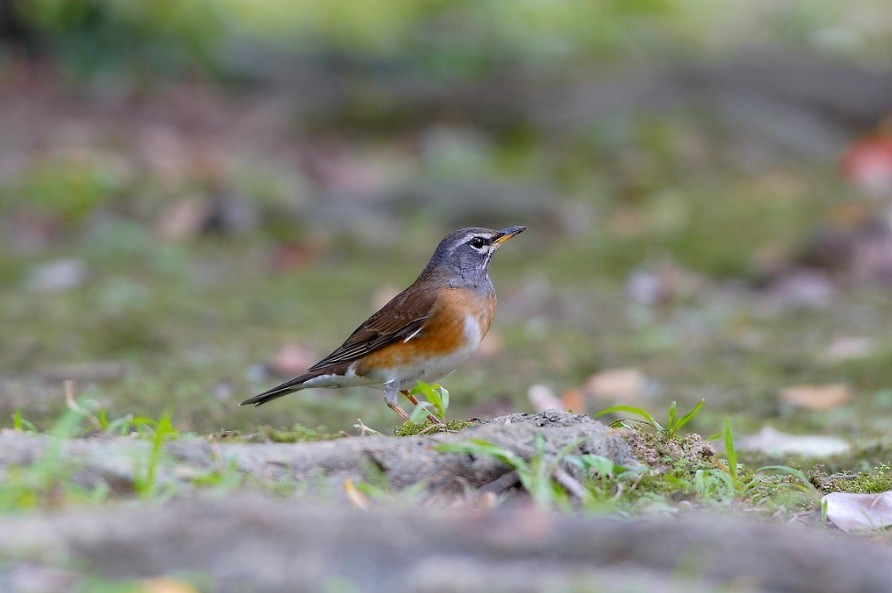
[
  {"left": 17, "top": 153, "right": 128, "bottom": 222},
  {"left": 19, "top": 0, "right": 226, "bottom": 76},
  {"left": 10, "top": 0, "right": 892, "bottom": 79}
]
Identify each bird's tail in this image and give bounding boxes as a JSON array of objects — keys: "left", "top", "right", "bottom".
[{"left": 240, "top": 373, "right": 313, "bottom": 407}]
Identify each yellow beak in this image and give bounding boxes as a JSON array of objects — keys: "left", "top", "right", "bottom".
[{"left": 493, "top": 225, "right": 526, "bottom": 246}]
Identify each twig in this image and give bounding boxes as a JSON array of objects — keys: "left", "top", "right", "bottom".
[
  {"left": 480, "top": 471, "right": 521, "bottom": 494},
  {"left": 417, "top": 422, "right": 447, "bottom": 436},
  {"left": 64, "top": 380, "right": 102, "bottom": 431},
  {"left": 553, "top": 468, "right": 590, "bottom": 503},
  {"left": 353, "top": 419, "right": 381, "bottom": 437}
]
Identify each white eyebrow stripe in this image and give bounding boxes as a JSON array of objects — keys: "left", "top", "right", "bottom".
[{"left": 462, "top": 233, "right": 490, "bottom": 251}]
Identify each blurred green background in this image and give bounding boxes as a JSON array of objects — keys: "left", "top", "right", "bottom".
[{"left": 3, "top": 0, "right": 892, "bottom": 437}]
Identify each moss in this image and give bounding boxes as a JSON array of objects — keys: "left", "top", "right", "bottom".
[
  {"left": 612, "top": 427, "right": 820, "bottom": 513},
  {"left": 207, "top": 429, "right": 247, "bottom": 442},
  {"left": 393, "top": 419, "right": 478, "bottom": 437},
  {"left": 817, "top": 463, "right": 892, "bottom": 494},
  {"left": 248, "top": 424, "right": 342, "bottom": 443}
]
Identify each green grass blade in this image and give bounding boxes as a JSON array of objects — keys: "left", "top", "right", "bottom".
[
  {"left": 756, "top": 465, "right": 818, "bottom": 494},
  {"left": 671, "top": 399, "right": 704, "bottom": 435},
  {"left": 435, "top": 439, "right": 529, "bottom": 473},
  {"left": 666, "top": 401, "right": 678, "bottom": 431},
  {"left": 594, "top": 405, "right": 660, "bottom": 430},
  {"left": 723, "top": 416, "right": 740, "bottom": 491},
  {"left": 438, "top": 385, "right": 449, "bottom": 417}
]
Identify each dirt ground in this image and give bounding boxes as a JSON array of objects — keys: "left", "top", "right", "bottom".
[{"left": 0, "top": 413, "right": 889, "bottom": 593}]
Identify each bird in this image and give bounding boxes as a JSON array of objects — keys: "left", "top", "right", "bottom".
[{"left": 241, "top": 225, "right": 526, "bottom": 422}]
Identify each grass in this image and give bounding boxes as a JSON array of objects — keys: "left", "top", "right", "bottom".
[
  {"left": 2, "top": 403, "right": 252, "bottom": 510},
  {"left": 595, "top": 399, "right": 704, "bottom": 438},
  {"left": 73, "top": 574, "right": 210, "bottom": 593},
  {"left": 432, "top": 402, "right": 827, "bottom": 514},
  {"left": 393, "top": 419, "right": 477, "bottom": 437},
  {"left": 818, "top": 463, "right": 892, "bottom": 494},
  {"left": 0, "top": 393, "right": 884, "bottom": 523},
  {"left": 0, "top": 410, "right": 109, "bottom": 512},
  {"left": 132, "top": 412, "right": 180, "bottom": 499},
  {"left": 5, "top": 197, "right": 892, "bottom": 515}
]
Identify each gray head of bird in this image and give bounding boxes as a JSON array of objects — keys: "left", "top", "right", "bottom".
[{"left": 422, "top": 225, "right": 526, "bottom": 280}]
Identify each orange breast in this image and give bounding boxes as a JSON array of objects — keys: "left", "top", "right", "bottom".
[{"left": 356, "top": 287, "right": 495, "bottom": 374}]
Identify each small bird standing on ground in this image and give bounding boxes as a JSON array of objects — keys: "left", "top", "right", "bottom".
[{"left": 241, "top": 225, "right": 526, "bottom": 422}]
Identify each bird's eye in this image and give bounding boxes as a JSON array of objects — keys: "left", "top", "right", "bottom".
[{"left": 469, "top": 237, "right": 487, "bottom": 249}]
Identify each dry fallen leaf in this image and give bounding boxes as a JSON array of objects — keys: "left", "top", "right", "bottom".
[
  {"left": 137, "top": 577, "right": 200, "bottom": 593},
  {"left": 780, "top": 384, "right": 853, "bottom": 410},
  {"left": 585, "top": 368, "right": 651, "bottom": 403},
  {"left": 736, "top": 426, "right": 850, "bottom": 457},
  {"left": 561, "top": 388, "right": 586, "bottom": 414},
  {"left": 825, "top": 336, "right": 875, "bottom": 362},
  {"left": 841, "top": 134, "right": 892, "bottom": 196},
  {"left": 268, "top": 344, "right": 318, "bottom": 376},
  {"left": 270, "top": 243, "right": 318, "bottom": 272},
  {"left": 527, "top": 384, "right": 564, "bottom": 413},
  {"left": 823, "top": 491, "right": 892, "bottom": 532}
]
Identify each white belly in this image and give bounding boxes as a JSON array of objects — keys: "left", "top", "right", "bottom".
[{"left": 393, "top": 312, "right": 483, "bottom": 388}]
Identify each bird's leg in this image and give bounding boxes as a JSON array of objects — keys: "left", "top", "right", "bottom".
[
  {"left": 384, "top": 383, "right": 411, "bottom": 422},
  {"left": 401, "top": 390, "right": 421, "bottom": 406},
  {"left": 401, "top": 389, "right": 446, "bottom": 426},
  {"left": 387, "top": 402, "right": 411, "bottom": 422}
]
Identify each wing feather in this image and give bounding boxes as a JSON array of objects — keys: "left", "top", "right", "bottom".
[{"left": 306, "top": 285, "right": 437, "bottom": 371}]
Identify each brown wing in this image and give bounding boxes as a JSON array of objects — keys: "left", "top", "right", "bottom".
[
  {"left": 240, "top": 283, "right": 438, "bottom": 407},
  {"left": 306, "top": 283, "right": 437, "bottom": 371}
]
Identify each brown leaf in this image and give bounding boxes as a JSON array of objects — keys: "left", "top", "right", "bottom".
[
  {"left": 841, "top": 135, "right": 892, "bottom": 195},
  {"left": 270, "top": 243, "right": 318, "bottom": 273},
  {"left": 780, "top": 384, "right": 853, "bottom": 410},
  {"left": 268, "top": 344, "right": 318, "bottom": 377},
  {"left": 584, "top": 368, "right": 651, "bottom": 403},
  {"left": 527, "top": 384, "right": 563, "bottom": 413},
  {"left": 137, "top": 577, "right": 200, "bottom": 593},
  {"left": 560, "top": 388, "right": 586, "bottom": 414}
]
